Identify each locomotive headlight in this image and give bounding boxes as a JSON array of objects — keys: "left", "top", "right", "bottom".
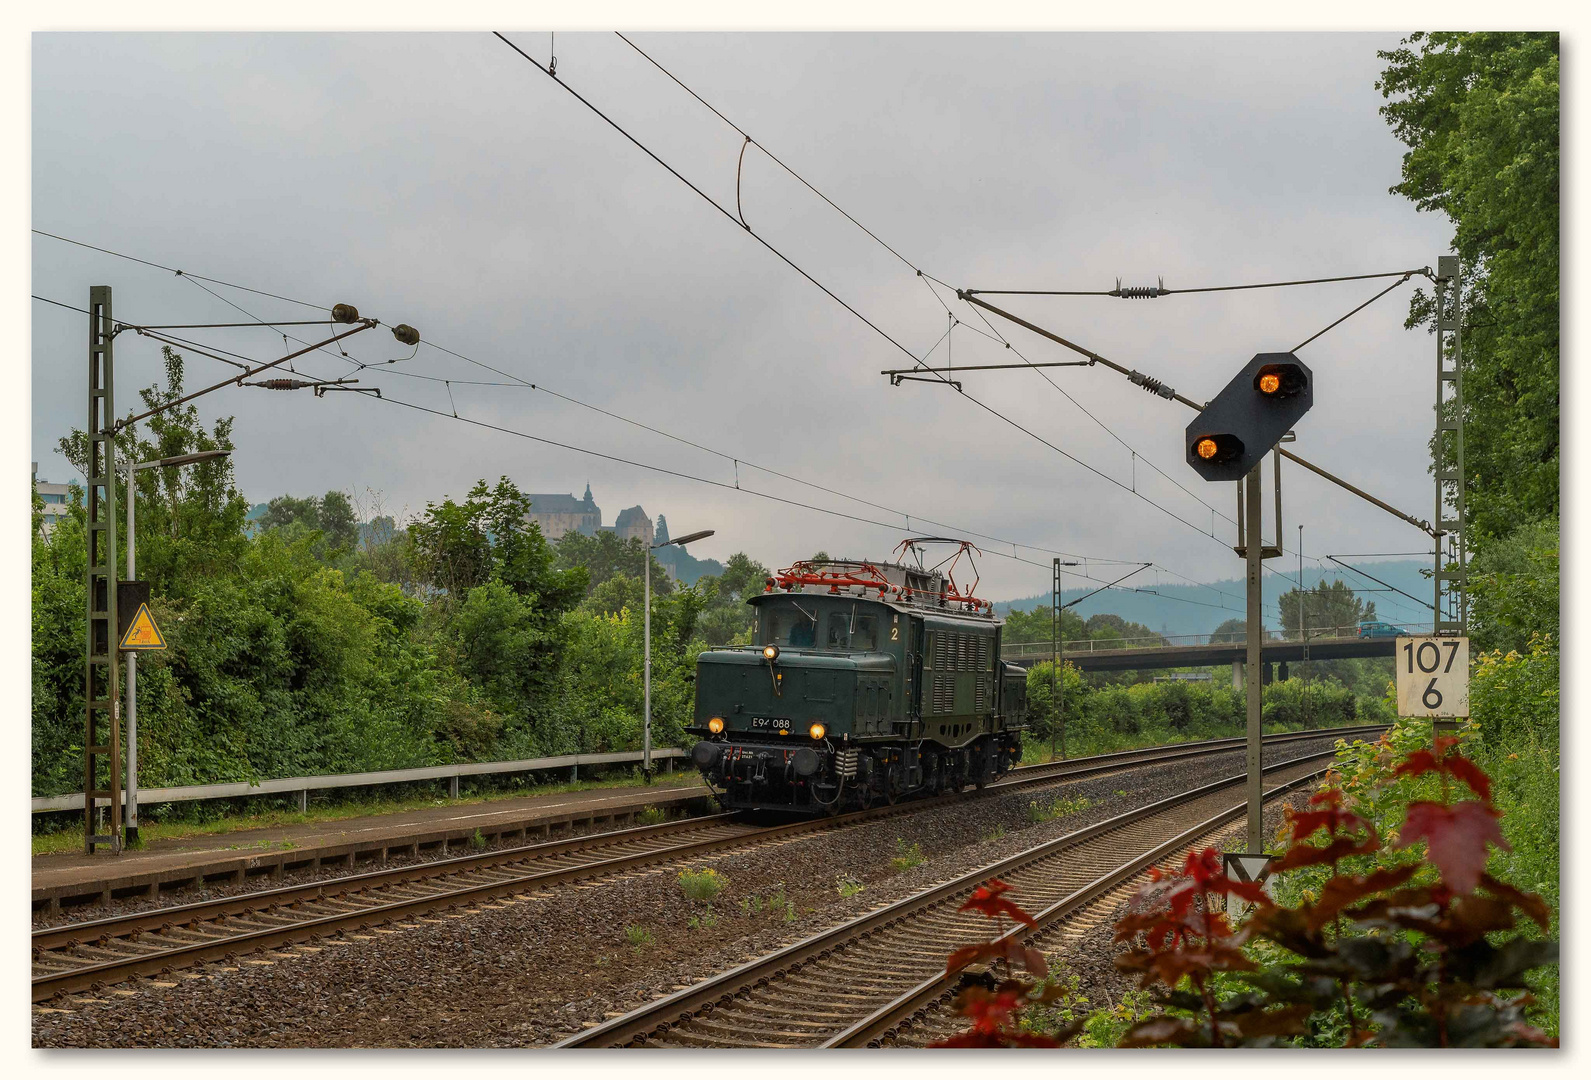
[
  {"left": 708, "top": 717, "right": 725, "bottom": 734},
  {"left": 809, "top": 723, "right": 826, "bottom": 740},
  {"left": 763, "top": 644, "right": 780, "bottom": 661}
]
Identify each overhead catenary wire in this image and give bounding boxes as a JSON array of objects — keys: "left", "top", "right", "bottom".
[
  {"left": 1291, "top": 273, "right": 1417, "bottom": 353},
  {"left": 31, "top": 241, "right": 1139, "bottom": 571},
  {"left": 614, "top": 31, "right": 926, "bottom": 278},
  {"left": 964, "top": 268, "right": 1434, "bottom": 298},
  {"left": 36, "top": 289, "right": 1278, "bottom": 620},
  {"left": 936, "top": 277, "right": 1236, "bottom": 528},
  {"left": 361, "top": 385, "right": 1277, "bottom": 618},
  {"left": 602, "top": 33, "right": 1235, "bottom": 537},
  {"left": 491, "top": 33, "right": 1257, "bottom": 555},
  {"left": 31, "top": 229, "right": 332, "bottom": 312},
  {"left": 33, "top": 230, "right": 1288, "bottom": 618}
]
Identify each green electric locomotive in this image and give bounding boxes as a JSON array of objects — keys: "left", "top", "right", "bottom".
[{"left": 688, "top": 540, "right": 1028, "bottom": 814}]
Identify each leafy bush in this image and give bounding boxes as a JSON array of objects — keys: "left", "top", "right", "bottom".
[
  {"left": 1467, "top": 519, "right": 1559, "bottom": 654},
  {"left": 1021, "top": 662, "right": 1392, "bottom": 761},
  {"left": 932, "top": 736, "right": 1557, "bottom": 1047},
  {"left": 1108, "top": 738, "right": 1556, "bottom": 1047}
]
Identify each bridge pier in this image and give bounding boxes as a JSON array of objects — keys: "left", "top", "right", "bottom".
[{"left": 1232, "top": 660, "right": 1243, "bottom": 690}]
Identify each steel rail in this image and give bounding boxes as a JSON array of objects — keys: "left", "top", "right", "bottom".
[
  {"left": 825, "top": 764, "right": 1331, "bottom": 1046},
  {"left": 556, "top": 749, "right": 1341, "bottom": 1047},
  {"left": 32, "top": 812, "right": 744, "bottom": 951},
  {"left": 32, "top": 726, "right": 1380, "bottom": 1003},
  {"left": 39, "top": 725, "right": 1381, "bottom": 937}
]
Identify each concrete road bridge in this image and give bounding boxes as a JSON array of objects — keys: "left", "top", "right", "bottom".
[{"left": 1001, "top": 630, "right": 1401, "bottom": 675}]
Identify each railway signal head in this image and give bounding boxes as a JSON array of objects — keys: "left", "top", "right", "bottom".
[{"left": 1185, "top": 352, "right": 1313, "bottom": 481}]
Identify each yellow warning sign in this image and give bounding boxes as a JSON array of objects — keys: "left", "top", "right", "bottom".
[{"left": 118, "top": 603, "right": 167, "bottom": 651}]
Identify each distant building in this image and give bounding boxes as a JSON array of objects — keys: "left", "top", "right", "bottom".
[
  {"left": 612, "top": 504, "right": 654, "bottom": 546},
  {"left": 32, "top": 462, "right": 71, "bottom": 540},
  {"left": 524, "top": 484, "right": 602, "bottom": 541},
  {"left": 523, "top": 484, "right": 654, "bottom": 547}
]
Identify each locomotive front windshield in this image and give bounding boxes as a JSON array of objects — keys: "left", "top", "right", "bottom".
[{"left": 759, "top": 599, "right": 882, "bottom": 652}]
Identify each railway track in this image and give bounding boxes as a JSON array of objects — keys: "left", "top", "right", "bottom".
[
  {"left": 558, "top": 750, "right": 1339, "bottom": 1048},
  {"left": 32, "top": 725, "right": 1381, "bottom": 1004}
]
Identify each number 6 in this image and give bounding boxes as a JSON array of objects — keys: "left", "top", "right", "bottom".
[{"left": 1423, "top": 678, "right": 1443, "bottom": 710}]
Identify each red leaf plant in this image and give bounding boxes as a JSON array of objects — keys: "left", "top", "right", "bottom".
[
  {"left": 1105, "top": 735, "right": 1557, "bottom": 1048},
  {"left": 929, "top": 879, "right": 1079, "bottom": 1048}
]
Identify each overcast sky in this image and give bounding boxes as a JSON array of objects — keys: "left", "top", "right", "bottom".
[{"left": 30, "top": 31, "right": 1454, "bottom": 603}]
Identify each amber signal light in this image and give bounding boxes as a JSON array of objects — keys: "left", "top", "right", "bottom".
[
  {"left": 1196, "top": 437, "right": 1219, "bottom": 460},
  {"left": 1258, "top": 373, "right": 1281, "bottom": 394}
]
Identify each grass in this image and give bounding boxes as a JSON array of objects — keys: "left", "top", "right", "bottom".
[
  {"left": 31, "top": 768, "right": 700, "bottom": 857},
  {"left": 835, "top": 874, "right": 864, "bottom": 899},
  {"left": 1026, "top": 794, "right": 1093, "bottom": 824},
  {"left": 982, "top": 823, "right": 1007, "bottom": 844},
  {"left": 1016, "top": 720, "right": 1333, "bottom": 767},
  {"left": 678, "top": 866, "right": 727, "bottom": 903},
  {"left": 624, "top": 924, "right": 654, "bottom": 948},
  {"left": 685, "top": 909, "right": 718, "bottom": 930},
  {"left": 890, "top": 838, "right": 925, "bottom": 873},
  {"left": 635, "top": 805, "right": 668, "bottom": 826},
  {"left": 738, "top": 884, "right": 797, "bottom": 921}
]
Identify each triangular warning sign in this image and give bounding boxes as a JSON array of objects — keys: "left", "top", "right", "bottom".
[
  {"left": 118, "top": 603, "right": 167, "bottom": 650},
  {"left": 1224, "top": 853, "right": 1274, "bottom": 884}
]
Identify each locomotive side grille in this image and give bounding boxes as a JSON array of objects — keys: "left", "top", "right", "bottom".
[
  {"left": 975, "top": 677, "right": 986, "bottom": 711},
  {"left": 932, "top": 672, "right": 953, "bottom": 713}
]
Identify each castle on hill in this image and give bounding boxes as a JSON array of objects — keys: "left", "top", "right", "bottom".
[
  {"left": 524, "top": 485, "right": 719, "bottom": 585},
  {"left": 524, "top": 483, "right": 654, "bottom": 546}
]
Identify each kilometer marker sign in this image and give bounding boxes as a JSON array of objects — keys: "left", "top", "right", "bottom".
[
  {"left": 118, "top": 603, "right": 167, "bottom": 651},
  {"left": 1395, "top": 635, "right": 1468, "bottom": 718}
]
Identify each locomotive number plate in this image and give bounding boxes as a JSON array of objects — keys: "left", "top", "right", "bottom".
[{"left": 750, "top": 716, "right": 792, "bottom": 731}]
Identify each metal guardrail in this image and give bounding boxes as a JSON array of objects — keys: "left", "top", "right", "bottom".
[{"left": 31, "top": 747, "right": 687, "bottom": 814}]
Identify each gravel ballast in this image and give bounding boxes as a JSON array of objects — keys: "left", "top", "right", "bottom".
[{"left": 32, "top": 736, "right": 1352, "bottom": 1048}]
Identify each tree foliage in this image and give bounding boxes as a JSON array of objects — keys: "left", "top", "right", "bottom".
[
  {"left": 1277, "top": 579, "right": 1376, "bottom": 637},
  {"left": 30, "top": 350, "right": 722, "bottom": 803},
  {"left": 936, "top": 737, "right": 1557, "bottom": 1048},
  {"left": 1378, "top": 33, "right": 1558, "bottom": 540}
]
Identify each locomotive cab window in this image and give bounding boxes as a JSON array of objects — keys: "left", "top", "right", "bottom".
[
  {"left": 851, "top": 615, "right": 878, "bottom": 651},
  {"left": 765, "top": 605, "right": 817, "bottom": 648},
  {"left": 826, "top": 613, "right": 849, "bottom": 650}
]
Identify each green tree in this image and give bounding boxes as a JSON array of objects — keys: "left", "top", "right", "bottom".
[
  {"left": 1000, "top": 604, "right": 1085, "bottom": 645},
  {"left": 1378, "top": 33, "right": 1559, "bottom": 539},
  {"left": 1277, "top": 579, "right": 1376, "bottom": 637},
  {"left": 1083, "top": 613, "right": 1165, "bottom": 646},
  {"left": 318, "top": 491, "right": 358, "bottom": 553},
  {"left": 260, "top": 494, "right": 321, "bottom": 533},
  {"left": 57, "top": 347, "right": 249, "bottom": 598},
  {"left": 1467, "top": 516, "right": 1559, "bottom": 654},
  {"left": 693, "top": 552, "right": 771, "bottom": 646},
  {"left": 1209, "top": 617, "right": 1246, "bottom": 644},
  {"left": 554, "top": 528, "right": 670, "bottom": 597}
]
